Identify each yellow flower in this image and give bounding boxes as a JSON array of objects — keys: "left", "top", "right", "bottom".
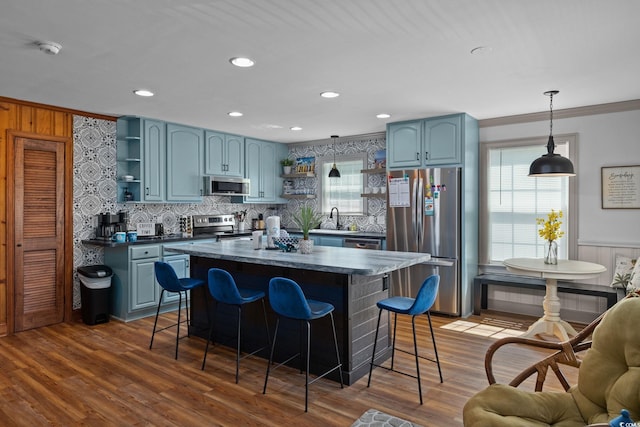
[{"left": 536, "top": 209, "right": 564, "bottom": 242}]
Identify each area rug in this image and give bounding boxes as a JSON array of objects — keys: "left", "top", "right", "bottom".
[{"left": 351, "top": 408, "right": 422, "bottom": 427}]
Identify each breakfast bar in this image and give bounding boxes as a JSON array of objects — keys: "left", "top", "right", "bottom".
[{"left": 167, "top": 240, "right": 430, "bottom": 385}]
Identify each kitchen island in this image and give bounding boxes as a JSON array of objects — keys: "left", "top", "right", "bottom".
[{"left": 167, "top": 240, "right": 430, "bottom": 385}]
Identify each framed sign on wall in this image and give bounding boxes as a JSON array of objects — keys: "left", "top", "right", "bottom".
[{"left": 601, "top": 165, "right": 640, "bottom": 209}]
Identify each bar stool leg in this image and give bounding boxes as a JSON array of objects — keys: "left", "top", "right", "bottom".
[
  {"left": 149, "top": 289, "right": 165, "bottom": 350},
  {"left": 201, "top": 300, "right": 218, "bottom": 370},
  {"left": 263, "top": 318, "right": 280, "bottom": 394},
  {"left": 391, "top": 312, "right": 398, "bottom": 370},
  {"left": 427, "top": 311, "right": 443, "bottom": 383},
  {"left": 329, "top": 312, "right": 344, "bottom": 388},
  {"left": 305, "top": 320, "right": 310, "bottom": 412},
  {"left": 412, "top": 315, "right": 422, "bottom": 404},
  {"left": 367, "top": 308, "right": 383, "bottom": 387},
  {"left": 175, "top": 291, "right": 182, "bottom": 360},
  {"left": 235, "top": 305, "right": 242, "bottom": 384}
]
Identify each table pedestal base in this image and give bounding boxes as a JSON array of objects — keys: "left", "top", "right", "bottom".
[{"left": 520, "top": 278, "right": 578, "bottom": 341}]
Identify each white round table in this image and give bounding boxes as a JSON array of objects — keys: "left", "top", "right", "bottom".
[{"left": 503, "top": 258, "right": 607, "bottom": 341}]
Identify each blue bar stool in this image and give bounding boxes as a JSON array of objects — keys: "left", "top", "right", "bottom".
[
  {"left": 263, "top": 277, "right": 344, "bottom": 412},
  {"left": 150, "top": 261, "right": 205, "bottom": 360},
  {"left": 202, "top": 268, "right": 271, "bottom": 384},
  {"left": 367, "top": 274, "right": 443, "bottom": 404}
]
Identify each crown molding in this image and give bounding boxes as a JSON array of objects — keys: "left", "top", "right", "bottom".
[{"left": 479, "top": 99, "right": 640, "bottom": 128}]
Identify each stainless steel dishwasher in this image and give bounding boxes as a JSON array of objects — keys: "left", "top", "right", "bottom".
[{"left": 344, "top": 237, "right": 382, "bottom": 250}]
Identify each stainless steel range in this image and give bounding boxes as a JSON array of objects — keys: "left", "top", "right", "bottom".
[{"left": 192, "top": 214, "right": 250, "bottom": 240}]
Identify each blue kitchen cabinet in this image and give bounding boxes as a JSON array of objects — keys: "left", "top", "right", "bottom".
[
  {"left": 317, "top": 235, "right": 344, "bottom": 247},
  {"left": 204, "top": 130, "right": 245, "bottom": 177},
  {"left": 105, "top": 243, "right": 187, "bottom": 321},
  {"left": 116, "top": 117, "right": 143, "bottom": 202},
  {"left": 143, "top": 119, "right": 165, "bottom": 201},
  {"left": 387, "top": 113, "right": 467, "bottom": 169},
  {"left": 166, "top": 124, "right": 204, "bottom": 202},
  {"left": 387, "top": 120, "right": 422, "bottom": 169},
  {"left": 243, "top": 138, "right": 286, "bottom": 203}
]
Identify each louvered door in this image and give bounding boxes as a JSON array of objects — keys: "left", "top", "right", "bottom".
[{"left": 13, "top": 137, "right": 65, "bottom": 331}]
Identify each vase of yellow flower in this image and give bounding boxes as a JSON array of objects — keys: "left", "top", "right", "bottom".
[{"left": 536, "top": 209, "right": 564, "bottom": 265}]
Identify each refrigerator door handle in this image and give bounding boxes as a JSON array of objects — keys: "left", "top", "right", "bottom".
[
  {"left": 417, "top": 176, "right": 424, "bottom": 247},
  {"left": 411, "top": 175, "right": 418, "bottom": 243}
]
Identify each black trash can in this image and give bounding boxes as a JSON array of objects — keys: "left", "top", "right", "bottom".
[{"left": 77, "top": 265, "right": 113, "bottom": 325}]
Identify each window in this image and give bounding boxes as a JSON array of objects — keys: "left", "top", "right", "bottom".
[
  {"left": 480, "top": 134, "right": 577, "bottom": 265},
  {"left": 318, "top": 153, "right": 366, "bottom": 215}
]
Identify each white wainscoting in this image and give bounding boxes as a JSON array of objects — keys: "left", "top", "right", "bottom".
[{"left": 479, "top": 242, "right": 639, "bottom": 323}]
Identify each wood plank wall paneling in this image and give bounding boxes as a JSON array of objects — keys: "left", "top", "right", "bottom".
[
  {"left": 577, "top": 244, "right": 640, "bottom": 285},
  {"left": 0, "top": 98, "right": 75, "bottom": 335}
]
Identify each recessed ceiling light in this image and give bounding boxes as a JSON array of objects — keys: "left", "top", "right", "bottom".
[
  {"left": 38, "top": 41, "right": 62, "bottom": 55},
  {"left": 470, "top": 46, "right": 493, "bottom": 55},
  {"left": 290, "top": 126, "right": 303, "bottom": 131},
  {"left": 320, "top": 91, "right": 340, "bottom": 98},
  {"left": 228, "top": 111, "right": 243, "bottom": 117},
  {"left": 376, "top": 113, "right": 391, "bottom": 119},
  {"left": 230, "top": 57, "right": 255, "bottom": 67},
  {"left": 133, "top": 89, "right": 154, "bottom": 97}
]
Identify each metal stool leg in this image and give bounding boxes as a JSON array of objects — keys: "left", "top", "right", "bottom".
[
  {"left": 412, "top": 315, "right": 422, "bottom": 404},
  {"left": 367, "top": 308, "right": 383, "bottom": 387},
  {"left": 305, "top": 320, "right": 310, "bottom": 412},
  {"left": 427, "top": 311, "right": 443, "bottom": 383},
  {"left": 175, "top": 291, "right": 182, "bottom": 360},
  {"left": 329, "top": 312, "right": 344, "bottom": 388},
  {"left": 263, "top": 318, "right": 280, "bottom": 394},
  {"left": 235, "top": 305, "right": 242, "bottom": 384},
  {"left": 149, "top": 289, "right": 165, "bottom": 350}
]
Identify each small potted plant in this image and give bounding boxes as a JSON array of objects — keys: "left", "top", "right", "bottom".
[
  {"left": 281, "top": 158, "right": 294, "bottom": 175},
  {"left": 292, "top": 205, "right": 323, "bottom": 254}
]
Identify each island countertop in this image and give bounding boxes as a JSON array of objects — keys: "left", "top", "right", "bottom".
[{"left": 166, "top": 240, "right": 429, "bottom": 276}]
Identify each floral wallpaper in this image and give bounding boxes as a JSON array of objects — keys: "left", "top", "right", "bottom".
[{"left": 72, "top": 116, "right": 386, "bottom": 309}]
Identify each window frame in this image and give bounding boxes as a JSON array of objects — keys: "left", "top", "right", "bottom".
[
  {"left": 317, "top": 152, "right": 367, "bottom": 216},
  {"left": 479, "top": 133, "right": 578, "bottom": 267}
]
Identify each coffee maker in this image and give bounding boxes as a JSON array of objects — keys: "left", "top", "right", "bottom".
[{"left": 96, "top": 211, "right": 128, "bottom": 240}]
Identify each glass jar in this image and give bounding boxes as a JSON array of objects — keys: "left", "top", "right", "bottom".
[{"left": 544, "top": 240, "right": 558, "bottom": 265}]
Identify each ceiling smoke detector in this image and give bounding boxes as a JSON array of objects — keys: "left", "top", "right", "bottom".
[{"left": 38, "top": 41, "right": 62, "bottom": 55}]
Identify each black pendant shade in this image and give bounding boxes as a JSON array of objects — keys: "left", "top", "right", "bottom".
[
  {"left": 328, "top": 135, "right": 341, "bottom": 178},
  {"left": 529, "top": 91, "right": 576, "bottom": 177}
]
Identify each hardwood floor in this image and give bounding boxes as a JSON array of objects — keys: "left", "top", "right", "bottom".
[{"left": 0, "top": 310, "right": 583, "bottom": 426}]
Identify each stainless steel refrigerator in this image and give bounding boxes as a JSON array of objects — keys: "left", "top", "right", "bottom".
[{"left": 387, "top": 167, "right": 464, "bottom": 316}]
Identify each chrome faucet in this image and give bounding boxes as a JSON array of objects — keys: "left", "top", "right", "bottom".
[{"left": 329, "top": 207, "right": 342, "bottom": 230}]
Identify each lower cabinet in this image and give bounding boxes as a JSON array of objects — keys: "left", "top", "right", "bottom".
[
  {"left": 316, "top": 235, "right": 344, "bottom": 247},
  {"left": 105, "top": 243, "right": 193, "bottom": 322}
]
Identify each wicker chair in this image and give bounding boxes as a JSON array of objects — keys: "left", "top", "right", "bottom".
[{"left": 463, "top": 294, "right": 640, "bottom": 426}]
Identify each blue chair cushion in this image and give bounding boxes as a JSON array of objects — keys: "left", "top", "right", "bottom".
[
  {"left": 155, "top": 261, "right": 204, "bottom": 293},
  {"left": 377, "top": 275, "right": 440, "bottom": 316},
  {"left": 377, "top": 296, "right": 415, "bottom": 314},
  {"left": 179, "top": 277, "right": 205, "bottom": 290},
  {"left": 269, "top": 277, "right": 333, "bottom": 320},
  {"left": 307, "top": 299, "right": 334, "bottom": 320},
  {"left": 208, "top": 268, "right": 265, "bottom": 305}
]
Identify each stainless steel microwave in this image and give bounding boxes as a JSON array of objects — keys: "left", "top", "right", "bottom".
[{"left": 204, "top": 176, "right": 250, "bottom": 196}]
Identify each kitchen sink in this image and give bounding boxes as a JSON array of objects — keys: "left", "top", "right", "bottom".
[{"left": 308, "top": 229, "right": 358, "bottom": 235}]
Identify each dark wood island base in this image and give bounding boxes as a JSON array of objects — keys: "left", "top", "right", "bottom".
[{"left": 188, "top": 256, "right": 392, "bottom": 385}]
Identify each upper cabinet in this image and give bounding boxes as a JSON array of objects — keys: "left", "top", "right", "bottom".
[
  {"left": 243, "top": 138, "right": 287, "bottom": 204},
  {"left": 117, "top": 117, "right": 203, "bottom": 203},
  {"left": 204, "top": 131, "right": 244, "bottom": 177},
  {"left": 142, "top": 119, "right": 165, "bottom": 202},
  {"left": 387, "top": 114, "right": 471, "bottom": 169},
  {"left": 166, "top": 124, "right": 204, "bottom": 202}
]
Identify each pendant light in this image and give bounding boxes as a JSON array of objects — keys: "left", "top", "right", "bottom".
[
  {"left": 328, "top": 135, "right": 341, "bottom": 178},
  {"left": 529, "top": 90, "right": 576, "bottom": 177}
]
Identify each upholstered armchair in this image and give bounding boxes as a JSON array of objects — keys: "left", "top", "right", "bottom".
[{"left": 463, "top": 295, "right": 640, "bottom": 426}]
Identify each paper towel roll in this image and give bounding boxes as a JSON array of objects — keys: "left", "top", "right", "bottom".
[{"left": 266, "top": 216, "right": 280, "bottom": 248}]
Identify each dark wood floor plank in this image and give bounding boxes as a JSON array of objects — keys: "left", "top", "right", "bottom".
[{"left": 0, "top": 310, "right": 583, "bottom": 426}]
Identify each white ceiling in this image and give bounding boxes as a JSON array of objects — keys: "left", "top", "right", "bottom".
[{"left": 2, "top": 0, "right": 639, "bottom": 143}]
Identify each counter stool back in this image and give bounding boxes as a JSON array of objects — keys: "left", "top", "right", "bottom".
[
  {"left": 263, "top": 277, "right": 344, "bottom": 412},
  {"left": 150, "top": 261, "right": 205, "bottom": 359},
  {"left": 202, "top": 268, "right": 271, "bottom": 384},
  {"left": 367, "top": 274, "right": 443, "bottom": 404}
]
